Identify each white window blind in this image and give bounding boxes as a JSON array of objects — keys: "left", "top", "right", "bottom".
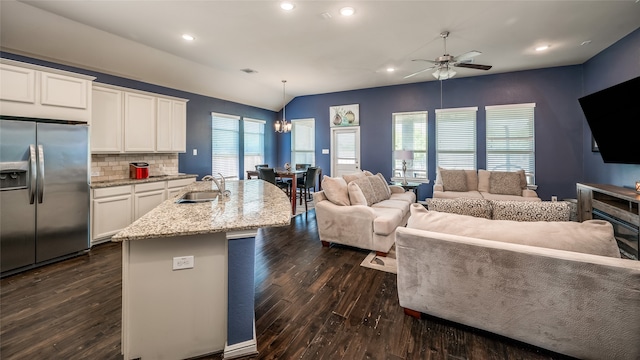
[
  {"left": 435, "top": 107, "right": 477, "bottom": 170},
  {"left": 485, "top": 103, "right": 535, "bottom": 183},
  {"left": 392, "top": 111, "right": 428, "bottom": 180},
  {"left": 211, "top": 112, "right": 240, "bottom": 177},
  {"left": 243, "top": 118, "right": 265, "bottom": 172},
  {"left": 291, "top": 119, "right": 315, "bottom": 167}
]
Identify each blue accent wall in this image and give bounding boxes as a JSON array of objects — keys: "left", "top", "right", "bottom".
[
  {"left": 582, "top": 27, "right": 640, "bottom": 187},
  {"left": 0, "top": 52, "right": 279, "bottom": 180},
  {"left": 281, "top": 66, "right": 585, "bottom": 201}
]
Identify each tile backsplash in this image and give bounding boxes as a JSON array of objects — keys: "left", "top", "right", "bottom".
[{"left": 91, "top": 153, "right": 179, "bottom": 182}]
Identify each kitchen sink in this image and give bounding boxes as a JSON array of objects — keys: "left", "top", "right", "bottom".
[{"left": 175, "top": 191, "right": 219, "bottom": 203}]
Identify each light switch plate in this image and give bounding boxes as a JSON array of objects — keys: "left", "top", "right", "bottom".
[
  {"left": 322, "top": 149, "right": 329, "bottom": 154},
  {"left": 192, "top": 149, "right": 198, "bottom": 156},
  {"left": 173, "top": 255, "right": 194, "bottom": 270}
]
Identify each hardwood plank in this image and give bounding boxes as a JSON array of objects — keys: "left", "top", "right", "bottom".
[{"left": 1, "top": 209, "right": 576, "bottom": 360}]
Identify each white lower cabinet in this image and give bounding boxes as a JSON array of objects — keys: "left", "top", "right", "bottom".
[
  {"left": 133, "top": 182, "right": 166, "bottom": 221},
  {"left": 91, "top": 178, "right": 195, "bottom": 244},
  {"left": 92, "top": 185, "right": 133, "bottom": 244}
]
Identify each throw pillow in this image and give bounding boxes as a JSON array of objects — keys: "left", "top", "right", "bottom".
[
  {"left": 517, "top": 169, "right": 527, "bottom": 189},
  {"left": 363, "top": 170, "right": 374, "bottom": 176},
  {"left": 425, "top": 198, "right": 492, "bottom": 219},
  {"left": 375, "top": 173, "right": 392, "bottom": 198},
  {"left": 477, "top": 169, "right": 490, "bottom": 192},
  {"left": 489, "top": 171, "right": 522, "bottom": 196},
  {"left": 368, "top": 174, "right": 390, "bottom": 202},
  {"left": 342, "top": 171, "right": 366, "bottom": 184},
  {"left": 465, "top": 170, "right": 479, "bottom": 191},
  {"left": 351, "top": 176, "right": 377, "bottom": 206},
  {"left": 490, "top": 200, "right": 571, "bottom": 222},
  {"left": 407, "top": 204, "right": 620, "bottom": 258},
  {"left": 321, "top": 176, "right": 350, "bottom": 206},
  {"left": 347, "top": 182, "right": 368, "bottom": 206},
  {"left": 440, "top": 169, "right": 468, "bottom": 192}
]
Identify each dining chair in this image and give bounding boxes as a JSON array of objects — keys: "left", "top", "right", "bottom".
[
  {"left": 255, "top": 164, "right": 269, "bottom": 170},
  {"left": 258, "top": 167, "right": 290, "bottom": 195},
  {"left": 296, "top": 167, "right": 319, "bottom": 211}
]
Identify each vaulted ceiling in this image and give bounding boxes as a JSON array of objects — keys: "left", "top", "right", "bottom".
[{"left": 1, "top": 0, "right": 639, "bottom": 111}]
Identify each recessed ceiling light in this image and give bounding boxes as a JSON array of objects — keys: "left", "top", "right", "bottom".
[
  {"left": 280, "top": 1, "right": 294, "bottom": 11},
  {"left": 386, "top": 67, "right": 395, "bottom": 72},
  {"left": 182, "top": 34, "right": 195, "bottom": 41},
  {"left": 535, "top": 45, "right": 550, "bottom": 51},
  {"left": 340, "top": 7, "right": 355, "bottom": 16}
]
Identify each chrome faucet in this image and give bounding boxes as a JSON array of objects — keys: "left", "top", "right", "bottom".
[{"left": 202, "top": 173, "right": 230, "bottom": 197}]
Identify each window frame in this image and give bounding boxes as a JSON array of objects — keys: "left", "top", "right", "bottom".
[
  {"left": 391, "top": 111, "right": 429, "bottom": 183},
  {"left": 485, "top": 103, "right": 536, "bottom": 184},
  {"left": 290, "top": 118, "right": 316, "bottom": 169},
  {"left": 211, "top": 112, "right": 240, "bottom": 178},
  {"left": 242, "top": 117, "right": 266, "bottom": 174},
  {"left": 435, "top": 106, "right": 478, "bottom": 170}
]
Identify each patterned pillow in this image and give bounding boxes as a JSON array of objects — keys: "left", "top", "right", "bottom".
[
  {"left": 425, "top": 198, "right": 492, "bottom": 219},
  {"left": 368, "top": 174, "right": 390, "bottom": 201},
  {"left": 489, "top": 171, "right": 522, "bottom": 195},
  {"left": 351, "top": 177, "right": 377, "bottom": 206},
  {"left": 490, "top": 200, "right": 571, "bottom": 222},
  {"left": 375, "top": 173, "right": 392, "bottom": 198},
  {"left": 440, "top": 169, "right": 468, "bottom": 192}
]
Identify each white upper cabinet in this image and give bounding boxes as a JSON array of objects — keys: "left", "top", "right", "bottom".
[
  {"left": 0, "top": 59, "right": 95, "bottom": 122},
  {"left": 156, "top": 98, "right": 187, "bottom": 152},
  {"left": 91, "top": 83, "right": 188, "bottom": 154},
  {"left": 124, "top": 92, "right": 156, "bottom": 152},
  {"left": 91, "top": 86, "right": 123, "bottom": 152}
]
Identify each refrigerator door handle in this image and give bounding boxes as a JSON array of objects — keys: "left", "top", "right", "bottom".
[
  {"left": 29, "top": 144, "right": 37, "bottom": 204},
  {"left": 37, "top": 145, "right": 45, "bottom": 204}
]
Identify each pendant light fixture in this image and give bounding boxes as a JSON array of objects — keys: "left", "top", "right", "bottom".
[{"left": 275, "top": 80, "right": 292, "bottom": 133}]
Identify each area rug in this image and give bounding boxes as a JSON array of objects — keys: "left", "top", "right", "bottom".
[
  {"left": 293, "top": 198, "right": 314, "bottom": 217},
  {"left": 360, "top": 246, "right": 397, "bottom": 274}
]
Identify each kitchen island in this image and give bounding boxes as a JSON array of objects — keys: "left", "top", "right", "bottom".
[{"left": 112, "top": 179, "right": 291, "bottom": 360}]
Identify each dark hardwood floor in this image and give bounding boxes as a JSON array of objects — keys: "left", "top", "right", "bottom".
[{"left": 1, "top": 210, "right": 574, "bottom": 360}]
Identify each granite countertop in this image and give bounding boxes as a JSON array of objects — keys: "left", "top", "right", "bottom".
[
  {"left": 111, "top": 180, "right": 292, "bottom": 242},
  {"left": 91, "top": 174, "right": 198, "bottom": 188}
]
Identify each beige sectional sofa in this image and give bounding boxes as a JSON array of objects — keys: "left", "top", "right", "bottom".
[
  {"left": 434, "top": 168, "right": 540, "bottom": 201},
  {"left": 396, "top": 204, "right": 640, "bottom": 360},
  {"left": 313, "top": 171, "right": 415, "bottom": 255}
]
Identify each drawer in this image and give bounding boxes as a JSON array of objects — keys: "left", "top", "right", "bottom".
[
  {"left": 94, "top": 185, "right": 132, "bottom": 198},
  {"left": 135, "top": 181, "right": 166, "bottom": 193},
  {"left": 167, "top": 178, "right": 195, "bottom": 189}
]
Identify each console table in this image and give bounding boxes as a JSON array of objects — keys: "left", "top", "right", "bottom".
[{"left": 577, "top": 183, "right": 639, "bottom": 260}]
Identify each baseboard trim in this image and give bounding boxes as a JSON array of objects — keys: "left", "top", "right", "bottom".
[{"left": 223, "top": 323, "right": 258, "bottom": 359}]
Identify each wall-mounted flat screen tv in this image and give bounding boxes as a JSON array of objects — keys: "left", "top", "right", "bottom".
[{"left": 578, "top": 76, "right": 640, "bottom": 164}]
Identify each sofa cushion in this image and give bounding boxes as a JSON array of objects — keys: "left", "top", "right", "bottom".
[
  {"left": 342, "top": 171, "right": 367, "bottom": 184},
  {"left": 490, "top": 200, "right": 570, "bottom": 222},
  {"left": 489, "top": 171, "right": 523, "bottom": 196},
  {"left": 440, "top": 169, "right": 468, "bottom": 192},
  {"left": 480, "top": 192, "right": 541, "bottom": 202},
  {"left": 347, "top": 182, "right": 368, "bottom": 206},
  {"left": 372, "top": 199, "right": 410, "bottom": 218},
  {"left": 351, "top": 177, "right": 377, "bottom": 206},
  {"left": 426, "top": 198, "right": 492, "bottom": 219},
  {"left": 321, "top": 176, "right": 350, "bottom": 206},
  {"left": 390, "top": 191, "right": 416, "bottom": 203},
  {"left": 407, "top": 204, "right": 620, "bottom": 258},
  {"left": 371, "top": 207, "right": 404, "bottom": 235}
]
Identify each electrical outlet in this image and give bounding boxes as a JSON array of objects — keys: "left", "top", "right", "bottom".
[
  {"left": 173, "top": 256, "right": 194, "bottom": 270},
  {"left": 551, "top": 196, "right": 558, "bottom": 202}
]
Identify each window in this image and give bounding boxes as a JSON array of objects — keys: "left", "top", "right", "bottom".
[
  {"left": 485, "top": 103, "right": 535, "bottom": 183},
  {"left": 392, "top": 111, "right": 428, "bottom": 181},
  {"left": 435, "top": 107, "right": 477, "bottom": 170},
  {"left": 291, "top": 118, "right": 315, "bottom": 167},
  {"left": 243, "top": 118, "right": 265, "bottom": 172},
  {"left": 211, "top": 112, "right": 240, "bottom": 177}
]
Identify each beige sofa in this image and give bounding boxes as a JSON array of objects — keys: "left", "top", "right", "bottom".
[
  {"left": 313, "top": 172, "right": 415, "bottom": 255},
  {"left": 434, "top": 168, "right": 540, "bottom": 201},
  {"left": 396, "top": 205, "right": 640, "bottom": 360}
]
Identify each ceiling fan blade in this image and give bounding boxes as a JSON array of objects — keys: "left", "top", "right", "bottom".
[
  {"left": 404, "top": 66, "right": 436, "bottom": 79},
  {"left": 455, "top": 63, "right": 492, "bottom": 70},
  {"left": 454, "top": 51, "right": 482, "bottom": 62},
  {"left": 412, "top": 59, "right": 438, "bottom": 64}
]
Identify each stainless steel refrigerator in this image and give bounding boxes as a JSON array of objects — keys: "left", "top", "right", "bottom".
[{"left": 1, "top": 117, "right": 89, "bottom": 276}]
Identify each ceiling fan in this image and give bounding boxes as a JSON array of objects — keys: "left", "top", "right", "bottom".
[{"left": 404, "top": 31, "right": 492, "bottom": 80}]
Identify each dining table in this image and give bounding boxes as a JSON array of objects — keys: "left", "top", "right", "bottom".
[{"left": 246, "top": 168, "right": 322, "bottom": 214}]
